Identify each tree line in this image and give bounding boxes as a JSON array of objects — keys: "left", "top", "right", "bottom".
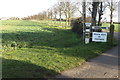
[{"left": 9, "top": 0, "right": 118, "bottom": 26}]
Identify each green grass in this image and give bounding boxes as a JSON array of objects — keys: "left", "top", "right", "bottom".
[
  {"left": 102, "top": 23, "right": 120, "bottom": 32},
  {"left": 32, "top": 20, "right": 70, "bottom": 28},
  {"left": 0, "top": 20, "right": 117, "bottom": 78}
]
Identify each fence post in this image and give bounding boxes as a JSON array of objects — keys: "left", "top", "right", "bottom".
[{"left": 109, "top": 24, "right": 114, "bottom": 46}]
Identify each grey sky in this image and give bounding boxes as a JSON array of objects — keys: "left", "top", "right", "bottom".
[{"left": 0, "top": 0, "right": 119, "bottom": 22}]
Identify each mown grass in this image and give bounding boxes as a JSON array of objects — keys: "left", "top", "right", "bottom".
[
  {"left": 102, "top": 23, "right": 120, "bottom": 32},
  {"left": 32, "top": 20, "right": 70, "bottom": 28},
  {"left": 0, "top": 20, "right": 117, "bottom": 78}
]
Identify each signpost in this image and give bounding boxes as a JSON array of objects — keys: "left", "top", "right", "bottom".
[
  {"left": 85, "top": 26, "right": 91, "bottom": 44},
  {"left": 82, "top": 1, "right": 86, "bottom": 44},
  {"left": 81, "top": 0, "right": 110, "bottom": 44},
  {"left": 92, "top": 32, "right": 107, "bottom": 42},
  {"left": 83, "top": 25, "right": 109, "bottom": 44}
]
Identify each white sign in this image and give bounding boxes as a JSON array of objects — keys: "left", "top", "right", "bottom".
[
  {"left": 92, "top": 26, "right": 102, "bottom": 29},
  {"left": 86, "top": 29, "right": 90, "bottom": 32},
  {"left": 85, "top": 38, "right": 90, "bottom": 44},
  {"left": 92, "top": 32, "right": 107, "bottom": 42},
  {"left": 85, "top": 23, "right": 91, "bottom": 27}
]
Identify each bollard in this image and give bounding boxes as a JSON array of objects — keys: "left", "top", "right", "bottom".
[{"left": 109, "top": 24, "right": 114, "bottom": 46}]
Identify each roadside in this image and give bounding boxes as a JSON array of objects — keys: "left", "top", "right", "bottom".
[{"left": 55, "top": 32, "right": 119, "bottom": 78}]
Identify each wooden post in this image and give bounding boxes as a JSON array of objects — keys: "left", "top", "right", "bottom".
[
  {"left": 110, "top": 24, "right": 114, "bottom": 46},
  {"left": 82, "top": 1, "right": 86, "bottom": 44}
]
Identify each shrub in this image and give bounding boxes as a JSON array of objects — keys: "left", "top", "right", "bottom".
[{"left": 71, "top": 17, "right": 83, "bottom": 35}]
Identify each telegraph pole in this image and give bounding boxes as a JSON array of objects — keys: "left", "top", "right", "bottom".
[{"left": 82, "top": 1, "right": 86, "bottom": 44}]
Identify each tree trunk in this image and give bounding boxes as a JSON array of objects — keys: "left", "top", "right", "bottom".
[
  {"left": 68, "top": 12, "right": 71, "bottom": 26},
  {"left": 98, "top": 2, "right": 103, "bottom": 26},
  {"left": 91, "top": 2, "right": 99, "bottom": 26},
  {"left": 54, "top": 14, "right": 56, "bottom": 20},
  {"left": 50, "top": 10, "right": 53, "bottom": 20},
  {"left": 110, "top": 2, "right": 113, "bottom": 25},
  {"left": 90, "top": 2, "right": 99, "bottom": 42},
  {"left": 65, "top": 13, "right": 68, "bottom": 29},
  {"left": 60, "top": 11, "right": 62, "bottom": 24}
]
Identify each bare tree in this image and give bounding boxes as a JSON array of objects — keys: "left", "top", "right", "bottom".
[
  {"left": 107, "top": 0, "right": 117, "bottom": 24},
  {"left": 56, "top": 2, "right": 64, "bottom": 24},
  {"left": 60, "top": 1, "right": 78, "bottom": 27},
  {"left": 97, "top": 2, "right": 108, "bottom": 26},
  {"left": 75, "top": 2, "right": 82, "bottom": 16},
  {"left": 50, "top": 9, "right": 53, "bottom": 19},
  {"left": 98, "top": 2, "right": 103, "bottom": 26},
  {"left": 91, "top": 2, "right": 100, "bottom": 26},
  {"left": 47, "top": 9, "right": 50, "bottom": 20},
  {"left": 53, "top": 7, "right": 58, "bottom": 21},
  {"left": 74, "top": 1, "right": 93, "bottom": 17},
  {"left": 86, "top": 2, "right": 93, "bottom": 17},
  {"left": 47, "top": 8, "right": 53, "bottom": 20}
]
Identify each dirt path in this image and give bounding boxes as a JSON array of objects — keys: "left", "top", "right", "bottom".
[{"left": 55, "top": 32, "right": 119, "bottom": 78}]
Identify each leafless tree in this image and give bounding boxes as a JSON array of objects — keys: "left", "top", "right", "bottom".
[
  {"left": 57, "top": 2, "right": 64, "bottom": 23},
  {"left": 107, "top": 0, "right": 117, "bottom": 24},
  {"left": 75, "top": 2, "right": 82, "bottom": 16},
  {"left": 91, "top": 2, "right": 100, "bottom": 26},
  {"left": 53, "top": 7, "right": 58, "bottom": 21},
  {"left": 59, "top": 1, "right": 78, "bottom": 27},
  {"left": 47, "top": 8, "right": 53, "bottom": 20},
  {"left": 50, "top": 9, "right": 53, "bottom": 19},
  {"left": 98, "top": 2, "right": 103, "bottom": 26},
  {"left": 97, "top": 2, "right": 108, "bottom": 26}
]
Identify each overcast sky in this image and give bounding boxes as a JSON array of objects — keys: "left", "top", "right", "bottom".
[
  {"left": 0, "top": 0, "right": 58, "bottom": 18},
  {"left": 0, "top": 0, "right": 119, "bottom": 22}
]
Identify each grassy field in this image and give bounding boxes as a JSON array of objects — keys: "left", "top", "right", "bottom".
[
  {"left": 102, "top": 23, "right": 120, "bottom": 32},
  {"left": 32, "top": 20, "right": 69, "bottom": 28},
  {"left": 0, "top": 20, "right": 117, "bottom": 78},
  {"left": 35, "top": 20, "right": 120, "bottom": 32}
]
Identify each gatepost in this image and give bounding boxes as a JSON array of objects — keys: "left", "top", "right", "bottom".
[{"left": 110, "top": 24, "right": 114, "bottom": 46}]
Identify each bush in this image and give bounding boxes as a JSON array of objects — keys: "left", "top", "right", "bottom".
[{"left": 71, "top": 17, "right": 83, "bottom": 35}]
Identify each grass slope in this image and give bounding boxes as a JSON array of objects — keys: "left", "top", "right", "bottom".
[{"left": 1, "top": 20, "right": 116, "bottom": 78}]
